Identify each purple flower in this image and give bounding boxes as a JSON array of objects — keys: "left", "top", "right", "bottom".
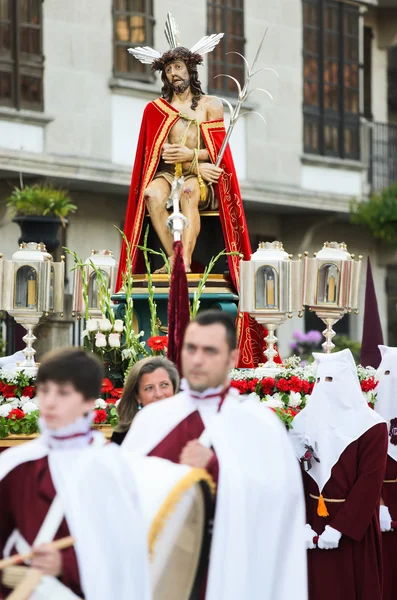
[
  {"left": 305, "top": 330, "right": 322, "bottom": 344},
  {"left": 292, "top": 330, "right": 306, "bottom": 342},
  {"left": 289, "top": 342, "right": 298, "bottom": 350}
]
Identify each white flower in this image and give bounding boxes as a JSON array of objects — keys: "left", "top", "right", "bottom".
[
  {"left": 98, "top": 318, "right": 112, "bottom": 332},
  {"left": 0, "top": 404, "right": 11, "bottom": 417},
  {"left": 289, "top": 392, "right": 303, "bottom": 408},
  {"left": 263, "top": 393, "right": 284, "bottom": 409},
  {"left": 23, "top": 402, "right": 38, "bottom": 414},
  {"left": 115, "top": 398, "right": 121, "bottom": 408},
  {"left": 8, "top": 397, "right": 21, "bottom": 409},
  {"left": 122, "top": 348, "right": 136, "bottom": 360},
  {"left": 87, "top": 319, "right": 99, "bottom": 332},
  {"left": 19, "top": 396, "right": 34, "bottom": 406},
  {"left": 108, "top": 333, "right": 121, "bottom": 348},
  {"left": 95, "top": 332, "right": 107, "bottom": 348},
  {"left": 246, "top": 392, "right": 262, "bottom": 402},
  {"left": 113, "top": 319, "right": 124, "bottom": 333},
  {"left": 95, "top": 398, "right": 107, "bottom": 409}
]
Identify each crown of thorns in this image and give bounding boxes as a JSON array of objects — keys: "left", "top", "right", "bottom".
[{"left": 128, "top": 13, "right": 223, "bottom": 71}]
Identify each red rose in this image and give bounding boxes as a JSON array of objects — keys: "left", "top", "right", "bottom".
[
  {"left": 93, "top": 409, "right": 107, "bottom": 424},
  {"left": 101, "top": 378, "right": 114, "bottom": 394},
  {"left": 2, "top": 384, "right": 18, "bottom": 399},
  {"left": 147, "top": 336, "right": 168, "bottom": 351},
  {"left": 22, "top": 386, "right": 35, "bottom": 398},
  {"left": 8, "top": 408, "right": 25, "bottom": 420},
  {"left": 261, "top": 377, "right": 276, "bottom": 395}
]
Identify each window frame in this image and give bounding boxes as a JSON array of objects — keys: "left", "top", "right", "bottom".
[
  {"left": 207, "top": 0, "right": 245, "bottom": 96},
  {"left": 112, "top": 0, "right": 155, "bottom": 83},
  {"left": 303, "top": 0, "right": 361, "bottom": 161},
  {"left": 0, "top": 0, "right": 44, "bottom": 112}
]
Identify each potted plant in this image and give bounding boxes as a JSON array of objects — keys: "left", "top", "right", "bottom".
[
  {"left": 350, "top": 182, "right": 397, "bottom": 249},
  {"left": 6, "top": 183, "right": 77, "bottom": 252}
]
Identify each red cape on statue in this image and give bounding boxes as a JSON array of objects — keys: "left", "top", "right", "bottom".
[{"left": 117, "top": 97, "right": 281, "bottom": 368}]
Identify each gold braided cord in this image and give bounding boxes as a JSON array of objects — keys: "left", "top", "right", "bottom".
[
  {"left": 383, "top": 479, "right": 397, "bottom": 483},
  {"left": 148, "top": 468, "right": 216, "bottom": 559},
  {"left": 309, "top": 493, "right": 346, "bottom": 503},
  {"left": 174, "top": 112, "right": 202, "bottom": 185}
]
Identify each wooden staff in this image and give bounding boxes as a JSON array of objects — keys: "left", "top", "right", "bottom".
[
  {"left": 0, "top": 536, "right": 75, "bottom": 570},
  {"left": 6, "top": 568, "right": 42, "bottom": 600}
]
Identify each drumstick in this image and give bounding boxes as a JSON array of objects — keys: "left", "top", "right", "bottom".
[
  {"left": 6, "top": 568, "right": 42, "bottom": 600},
  {"left": 0, "top": 536, "right": 75, "bottom": 570}
]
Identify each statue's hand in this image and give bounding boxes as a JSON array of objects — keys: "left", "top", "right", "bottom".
[
  {"left": 162, "top": 144, "right": 194, "bottom": 164},
  {"left": 199, "top": 163, "right": 224, "bottom": 183}
]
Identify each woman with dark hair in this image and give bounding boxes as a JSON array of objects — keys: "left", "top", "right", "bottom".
[{"left": 111, "top": 357, "right": 179, "bottom": 445}]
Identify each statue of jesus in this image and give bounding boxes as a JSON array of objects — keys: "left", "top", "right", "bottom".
[{"left": 145, "top": 46, "right": 224, "bottom": 272}]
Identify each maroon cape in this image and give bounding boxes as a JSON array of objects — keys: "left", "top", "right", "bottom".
[
  {"left": 148, "top": 409, "right": 219, "bottom": 484},
  {"left": 303, "top": 423, "right": 387, "bottom": 600},
  {"left": 380, "top": 455, "right": 397, "bottom": 600},
  {"left": 116, "top": 97, "right": 281, "bottom": 368},
  {"left": 0, "top": 457, "right": 83, "bottom": 598}
]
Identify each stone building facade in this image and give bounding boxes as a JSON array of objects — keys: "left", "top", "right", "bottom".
[{"left": 0, "top": 0, "right": 396, "bottom": 356}]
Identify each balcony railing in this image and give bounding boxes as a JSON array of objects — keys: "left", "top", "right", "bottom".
[{"left": 369, "top": 121, "right": 397, "bottom": 193}]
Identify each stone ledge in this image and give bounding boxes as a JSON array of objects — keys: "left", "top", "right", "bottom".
[
  {"left": 301, "top": 153, "right": 367, "bottom": 172},
  {"left": 0, "top": 107, "right": 54, "bottom": 126}
]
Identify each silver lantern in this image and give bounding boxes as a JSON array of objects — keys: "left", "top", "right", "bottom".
[
  {"left": 72, "top": 249, "right": 118, "bottom": 318},
  {"left": 1, "top": 242, "right": 65, "bottom": 374},
  {"left": 240, "top": 241, "right": 304, "bottom": 369},
  {"left": 303, "top": 241, "right": 362, "bottom": 353}
]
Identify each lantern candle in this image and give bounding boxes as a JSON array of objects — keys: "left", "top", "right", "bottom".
[
  {"left": 327, "top": 274, "right": 336, "bottom": 303},
  {"left": 266, "top": 275, "right": 275, "bottom": 307},
  {"left": 27, "top": 274, "right": 36, "bottom": 308}
]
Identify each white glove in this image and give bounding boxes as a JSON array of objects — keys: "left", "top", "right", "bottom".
[
  {"left": 318, "top": 525, "right": 342, "bottom": 550},
  {"left": 304, "top": 523, "right": 317, "bottom": 550},
  {"left": 380, "top": 505, "right": 392, "bottom": 532}
]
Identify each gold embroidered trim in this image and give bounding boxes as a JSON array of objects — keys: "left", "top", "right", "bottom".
[
  {"left": 130, "top": 99, "right": 179, "bottom": 253},
  {"left": 383, "top": 479, "right": 397, "bottom": 483},
  {"left": 309, "top": 493, "right": 346, "bottom": 503},
  {"left": 148, "top": 468, "right": 216, "bottom": 559}
]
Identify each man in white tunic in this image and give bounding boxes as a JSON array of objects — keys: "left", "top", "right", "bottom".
[{"left": 123, "top": 310, "right": 308, "bottom": 600}]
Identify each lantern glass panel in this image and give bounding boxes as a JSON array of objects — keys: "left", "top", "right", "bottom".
[
  {"left": 317, "top": 263, "right": 339, "bottom": 304},
  {"left": 255, "top": 265, "right": 278, "bottom": 309},
  {"left": 15, "top": 266, "right": 38, "bottom": 309},
  {"left": 49, "top": 265, "right": 55, "bottom": 311},
  {"left": 88, "top": 270, "right": 109, "bottom": 309}
]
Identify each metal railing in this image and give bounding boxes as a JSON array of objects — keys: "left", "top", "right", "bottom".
[{"left": 369, "top": 121, "right": 397, "bottom": 193}]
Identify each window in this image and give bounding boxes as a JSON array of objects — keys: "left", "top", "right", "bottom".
[
  {"left": 0, "top": 0, "right": 44, "bottom": 111},
  {"left": 303, "top": 0, "right": 360, "bottom": 160},
  {"left": 207, "top": 0, "right": 245, "bottom": 95},
  {"left": 113, "top": 0, "right": 154, "bottom": 81}
]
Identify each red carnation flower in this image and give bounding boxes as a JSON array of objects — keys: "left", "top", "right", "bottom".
[
  {"left": 261, "top": 377, "right": 276, "bottom": 395},
  {"left": 22, "top": 386, "right": 35, "bottom": 398},
  {"left": 301, "top": 380, "right": 314, "bottom": 395},
  {"left": 360, "top": 377, "right": 378, "bottom": 393},
  {"left": 147, "top": 336, "right": 168, "bottom": 351},
  {"left": 110, "top": 388, "right": 123, "bottom": 400},
  {"left": 93, "top": 409, "right": 107, "bottom": 424},
  {"left": 101, "top": 378, "right": 114, "bottom": 394},
  {"left": 2, "top": 384, "right": 18, "bottom": 399},
  {"left": 276, "top": 378, "right": 291, "bottom": 393},
  {"left": 8, "top": 408, "right": 25, "bottom": 420}
]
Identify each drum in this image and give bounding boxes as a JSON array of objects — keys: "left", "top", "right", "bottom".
[{"left": 130, "top": 456, "right": 215, "bottom": 600}]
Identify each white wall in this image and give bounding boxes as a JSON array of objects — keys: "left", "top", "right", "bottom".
[
  {"left": 0, "top": 121, "right": 44, "bottom": 154},
  {"left": 43, "top": 0, "right": 112, "bottom": 160}
]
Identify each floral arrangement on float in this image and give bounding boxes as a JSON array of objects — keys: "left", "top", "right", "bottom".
[
  {"left": 230, "top": 356, "right": 378, "bottom": 428},
  {"left": 0, "top": 354, "right": 378, "bottom": 437}
]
